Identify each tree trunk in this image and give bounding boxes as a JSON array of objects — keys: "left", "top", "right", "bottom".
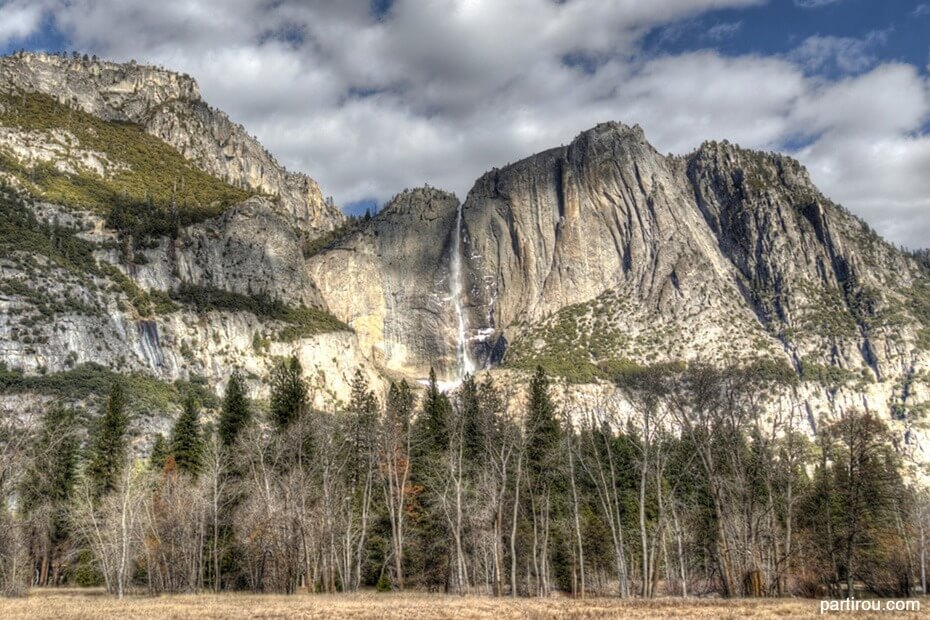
[
  {"left": 510, "top": 449, "right": 523, "bottom": 598},
  {"left": 568, "top": 442, "right": 585, "bottom": 598}
]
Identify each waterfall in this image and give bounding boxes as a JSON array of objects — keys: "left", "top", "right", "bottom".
[{"left": 451, "top": 202, "right": 475, "bottom": 378}]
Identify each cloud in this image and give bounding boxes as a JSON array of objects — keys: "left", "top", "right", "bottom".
[
  {"left": 789, "top": 29, "right": 890, "bottom": 74},
  {"left": 794, "top": 0, "right": 843, "bottom": 8},
  {"left": 790, "top": 64, "right": 930, "bottom": 247},
  {"left": 704, "top": 21, "right": 743, "bottom": 41},
  {"left": 3, "top": 0, "right": 930, "bottom": 248},
  {"left": 913, "top": 4, "right": 930, "bottom": 17},
  {"left": 0, "top": 0, "right": 51, "bottom": 46}
]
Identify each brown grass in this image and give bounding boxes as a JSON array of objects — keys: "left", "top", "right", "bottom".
[{"left": 0, "top": 589, "right": 922, "bottom": 619}]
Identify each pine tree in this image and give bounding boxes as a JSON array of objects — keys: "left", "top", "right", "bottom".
[
  {"left": 418, "top": 367, "right": 451, "bottom": 457},
  {"left": 149, "top": 433, "right": 169, "bottom": 471},
  {"left": 526, "top": 365, "right": 560, "bottom": 477},
  {"left": 823, "top": 411, "right": 905, "bottom": 596},
  {"left": 382, "top": 379, "right": 415, "bottom": 589},
  {"left": 269, "top": 356, "right": 307, "bottom": 430},
  {"left": 87, "top": 382, "right": 129, "bottom": 497},
  {"left": 386, "top": 379, "right": 414, "bottom": 434},
  {"left": 21, "top": 406, "right": 80, "bottom": 585},
  {"left": 170, "top": 392, "right": 204, "bottom": 476},
  {"left": 524, "top": 365, "right": 567, "bottom": 595},
  {"left": 409, "top": 368, "right": 455, "bottom": 589},
  {"left": 458, "top": 373, "right": 484, "bottom": 463},
  {"left": 219, "top": 370, "right": 250, "bottom": 447},
  {"left": 23, "top": 407, "right": 78, "bottom": 518},
  {"left": 23, "top": 406, "right": 79, "bottom": 510},
  {"left": 347, "top": 369, "right": 378, "bottom": 484}
]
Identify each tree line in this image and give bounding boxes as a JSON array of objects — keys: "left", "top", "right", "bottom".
[{"left": 0, "top": 359, "right": 928, "bottom": 599}]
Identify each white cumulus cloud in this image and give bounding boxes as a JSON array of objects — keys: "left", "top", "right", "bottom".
[{"left": 3, "top": 0, "right": 930, "bottom": 248}]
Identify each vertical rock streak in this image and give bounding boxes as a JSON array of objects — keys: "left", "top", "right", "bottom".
[{"left": 136, "top": 320, "right": 164, "bottom": 369}]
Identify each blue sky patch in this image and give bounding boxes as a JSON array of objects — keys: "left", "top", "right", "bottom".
[{"left": 643, "top": 0, "right": 929, "bottom": 78}]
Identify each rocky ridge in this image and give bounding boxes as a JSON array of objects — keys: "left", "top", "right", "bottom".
[
  {"left": 0, "top": 52, "right": 344, "bottom": 236},
  {"left": 454, "top": 123, "right": 926, "bottom": 382},
  {"left": 1, "top": 55, "right": 929, "bottom": 465}
]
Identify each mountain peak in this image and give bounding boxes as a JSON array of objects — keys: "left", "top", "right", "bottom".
[
  {"left": 1, "top": 51, "right": 202, "bottom": 121},
  {"left": 0, "top": 51, "right": 344, "bottom": 235},
  {"left": 578, "top": 120, "right": 646, "bottom": 141},
  {"left": 382, "top": 186, "right": 459, "bottom": 218}
]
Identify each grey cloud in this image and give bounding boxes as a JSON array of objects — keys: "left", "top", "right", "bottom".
[
  {"left": 789, "top": 30, "right": 890, "bottom": 75},
  {"left": 5, "top": 0, "right": 930, "bottom": 247},
  {"left": 0, "top": 0, "right": 52, "bottom": 45}
]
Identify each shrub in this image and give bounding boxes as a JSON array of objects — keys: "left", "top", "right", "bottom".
[
  {"left": 168, "top": 284, "right": 349, "bottom": 339},
  {"left": 0, "top": 90, "right": 250, "bottom": 241},
  {"left": 0, "top": 362, "right": 217, "bottom": 415},
  {"left": 376, "top": 574, "right": 392, "bottom": 593}
]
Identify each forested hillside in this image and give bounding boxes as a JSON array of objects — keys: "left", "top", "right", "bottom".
[
  {"left": 1, "top": 51, "right": 929, "bottom": 603},
  {"left": 2, "top": 360, "right": 926, "bottom": 600}
]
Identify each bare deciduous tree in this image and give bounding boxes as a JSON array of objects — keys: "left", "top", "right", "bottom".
[{"left": 72, "top": 461, "right": 148, "bottom": 598}]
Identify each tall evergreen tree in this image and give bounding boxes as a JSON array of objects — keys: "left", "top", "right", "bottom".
[
  {"left": 526, "top": 365, "right": 560, "bottom": 478},
  {"left": 170, "top": 392, "right": 204, "bottom": 475},
  {"left": 410, "top": 368, "right": 455, "bottom": 588},
  {"left": 823, "top": 411, "right": 905, "bottom": 596},
  {"left": 23, "top": 406, "right": 79, "bottom": 511},
  {"left": 219, "top": 370, "right": 250, "bottom": 448},
  {"left": 418, "top": 367, "right": 451, "bottom": 458},
  {"left": 458, "top": 373, "right": 484, "bottom": 464},
  {"left": 269, "top": 356, "right": 307, "bottom": 431},
  {"left": 212, "top": 374, "right": 251, "bottom": 592},
  {"left": 386, "top": 379, "right": 414, "bottom": 435},
  {"left": 476, "top": 374, "right": 504, "bottom": 444},
  {"left": 87, "top": 381, "right": 129, "bottom": 497},
  {"left": 382, "top": 379, "right": 415, "bottom": 589},
  {"left": 149, "top": 433, "right": 169, "bottom": 471},
  {"left": 347, "top": 369, "right": 378, "bottom": 484},
  {"left": 21, "top": 406, "right": 79, "bottom": 586}
]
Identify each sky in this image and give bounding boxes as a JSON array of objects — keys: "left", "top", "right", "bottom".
[{"left": 1, "top": 0, "right": 929, "bottom": 248}]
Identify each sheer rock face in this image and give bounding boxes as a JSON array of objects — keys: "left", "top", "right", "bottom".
[
  {"left": 0, "top": 199, "right": 381, "bottom": 407},
  {"left": 0, "top": 52, "right": 344, "bottom": 237},
  {"left": 2, "top": 52, "right": 929, "bottom": 454},
  {"left": 461, "top": 123, "right": 751, "bottom": 359},
  {"left": 308, "top": 188, "right": 462, "bottom": 379},
  {"left": 457, "top": 122, "right": 928, "bottom": 383},
  {"left": 132, "top": 196, "right": 325, "bottom": 308},
  {"left": 685, "top": 141, "right": 922, "bottom": 378}
]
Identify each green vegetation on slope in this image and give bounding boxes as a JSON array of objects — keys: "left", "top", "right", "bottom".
[
  {"left": 0, "top": 188, "right": 164, "bottom": 318},
  {"left": 1, "top": 187, "right": 346, "bottom": 343},
  {"left": 504, "top": 293, "right": 631, "bottom": 383},
  {"left": 168, "top": 284, "right": 350, "bottom": 340},
  {"left": 0, "top": 361, "right": 217, "bottom": 416},
  {"left": 0, "top": 188, "right": 103, "bottom": 276},
  {"left": 0, "top": 90, "right": 250, "bottom": 238},
  {"left": 785, "top": 281, "right": 859, "bottom": 341},
  {"left": 907, "top": 280, "right": 930, "bottom": 351},
  {"left": 503, "top": 287, "right": 805, "bottom": 385},
  {"left": 797, "top": 357, "right": 872, "bottom": 389},
  {"left": 301, "top": 213, "right": 367, "bottom": 258}
]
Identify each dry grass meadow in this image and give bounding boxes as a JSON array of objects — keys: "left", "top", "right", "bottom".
[{"left": 0, "top": 590, "right": 925, "bottom": 620}]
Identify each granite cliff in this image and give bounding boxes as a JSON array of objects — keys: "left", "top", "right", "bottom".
[
  {"left": 458, "top": 122, "right": 926, "bottom": 383},
  {"left": 308, "top": 187, "right": 464, "bottom": 379},
  {"left": 1, "top": 54, "right": 929, "bottom": 462},
  {"left": 0, "top": 52, "right": 344, "bottom": 236}
]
